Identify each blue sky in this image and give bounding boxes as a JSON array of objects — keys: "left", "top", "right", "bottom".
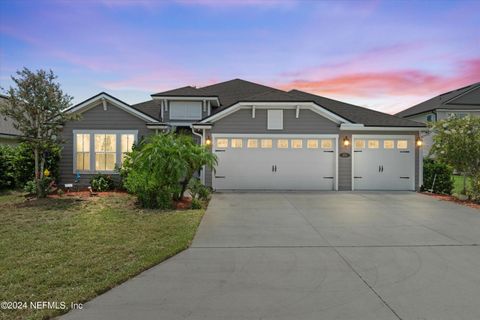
[{"left": 1, "top": 0, "right": 479, "bottom": 113}]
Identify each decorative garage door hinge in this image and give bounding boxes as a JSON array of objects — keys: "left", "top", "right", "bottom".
[{"left": 215, "top": 176, "right": 226, "bottom": 179}]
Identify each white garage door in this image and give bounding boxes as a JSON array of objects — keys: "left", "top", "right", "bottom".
[
  {"left": 212, "top": 135, "right": 337, "bottom": 190},
  {"left": 352, "top": 135, "right": 415, "bottom": 191}
]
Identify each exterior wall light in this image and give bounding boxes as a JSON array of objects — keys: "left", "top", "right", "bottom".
[
  {"left": 416, "top": 138, "right": 423, "bottom": 147},
  {"left": 343, "top": 136, "right": 350, "bottom": 147},
  {"left": 205, "top": 138, "right": 212, "bottom": 146}
]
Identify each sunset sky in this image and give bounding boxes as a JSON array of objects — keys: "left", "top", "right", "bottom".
[{"left": 1, "top": 0, "right": 479, "bottom": 114}]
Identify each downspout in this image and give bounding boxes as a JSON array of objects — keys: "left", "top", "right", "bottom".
[{"left": 192, "top": 127, "right": 206, "bottom": 184}]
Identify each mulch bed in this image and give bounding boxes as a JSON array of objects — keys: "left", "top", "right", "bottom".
[
  {"left": 421, "top": 192, "right": 480, "bottom": 210},
  {"left": 47, "top": 191, "right": 194, "bottom": 210}
]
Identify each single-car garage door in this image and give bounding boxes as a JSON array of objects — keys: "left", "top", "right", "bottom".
[
  {"left": 352, "top": 135, "right": 415, "bottom": 191},
  {"left": 212, "top": 135, "right": 337, "bottom": 190}
]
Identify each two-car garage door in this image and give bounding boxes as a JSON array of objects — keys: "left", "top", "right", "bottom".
[{"left": 212, "top": 135, "right": 337, "bottom": 190}]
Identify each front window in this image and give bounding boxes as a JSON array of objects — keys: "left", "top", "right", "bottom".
[
  {"left": 75, "top": 134, "right": 90, "bottom": 171},
  {"left": 95, "top": 134, "right": 116, "bottom": 171},
  {"left": 74, "top": 131, "right": 137, "bottom": 173}
]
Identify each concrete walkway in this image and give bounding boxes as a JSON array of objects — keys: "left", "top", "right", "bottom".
[{"left": 62, "top": 192, "right": 480, "bottom": 320}]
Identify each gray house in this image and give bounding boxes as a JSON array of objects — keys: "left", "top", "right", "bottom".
[
  {"left": 396, "top": 82, "right": 480, "bottom": 154},
  {"left": 0, "top": 95, "right": 22, "bottom": 145},
  {"left": 62, "top": 79, "right": 426, "bottom": 191}
]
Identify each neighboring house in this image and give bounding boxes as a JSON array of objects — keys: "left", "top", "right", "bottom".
[
  {"left": 61, "top": 79, "right": 426, "bottom": 191},
  {"left": 396, "top": 82, "right": 480, "bottom": 154},
  {"left": 0, "top": 94, "right": 22, "bottom": 145}
]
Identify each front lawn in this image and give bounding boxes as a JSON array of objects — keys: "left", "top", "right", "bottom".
[{"left": 0, "top": 192, "right": 204, "bottom": 320}]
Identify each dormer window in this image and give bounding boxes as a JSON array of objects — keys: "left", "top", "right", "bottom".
[{"left": 169, "top": 101, "right": 203, "bottom": 120}]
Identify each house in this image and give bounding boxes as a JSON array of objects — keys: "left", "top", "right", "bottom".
[
  {"left": 61, "top": 79, "right": 426, "bottom": 191},
  {"left": 0, "top": 94, "right": 22, "bottom": 145},
  {"left": 396, "top": 82, "right": 480, "bottom": 154}
]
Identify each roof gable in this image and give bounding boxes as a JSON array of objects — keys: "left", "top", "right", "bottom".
[{"left": 65, "top": 92, "right": 160, "bottom": 123}]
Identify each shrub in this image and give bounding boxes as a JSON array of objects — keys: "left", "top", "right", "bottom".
[
  {"left": 121, "top": 134, "right": 217, "bottom": 209},
  {"left": 9, "top": 142, "right": 60, "bottom": 188},
  {"left": 90, "top": 174, "right": 115, "bottom": 192},
  {"left": 0, "top": 145, "right": 15, "bottom": 189},
  {"left": 421, "top": 159, "right": 454, "bottom": 195},
  {"left": 191, "top": 198, "right": 203, "bottom": 209},
  {"left": 188, "top": 177, "right": 211, "bottom": 201},
  {"left": 23, "top": 177, "right": 54, "bottom": 196}
]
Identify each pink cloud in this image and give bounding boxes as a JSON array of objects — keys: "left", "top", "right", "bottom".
[{"left": 275, "top": 58, "right": 480, "bottom": 114}]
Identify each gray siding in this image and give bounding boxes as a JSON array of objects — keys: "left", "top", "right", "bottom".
[
  {"left": 211, "top": 109, "right": 340, "bottom": 134},
  {"left": 59, "top": 101, "right": 153, "bottom": 186}
]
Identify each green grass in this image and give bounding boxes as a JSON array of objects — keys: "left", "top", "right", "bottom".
[
  {"left": 452, "top": 175, "right": 472, "bottom": 195},
  {"left": 0, "top": 192, "right": 205, "bottom": 320}
]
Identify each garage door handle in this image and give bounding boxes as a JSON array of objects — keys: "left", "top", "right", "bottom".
[
  {"left": 214, "top": 175, "right": 225, "bottom": 179},
  {"left": 272, "top": 165, "right": 274, "bottom": 172},
  {"left": 274, "top": 165, "right": 277, "bottom": 172},
  {"left": 323, "top": 150, "right": 334, "bottom": 153},
  {"left": 400, "top": 151, "right": 410, "bottom": 153},
  {"left": 354, "top": 176, "right": 362, "bottom": 179},
  {"left": 381, "top": 165, "right": 384, "bottom": 172},
  {"left": 400, "top": 176, "right": 410, "bottom": 179},
  {"left": 323, "top": 176, "right": 334, "bottom": 179},
  {"left": 214, "top": 149, "right": 225, "bottom": 152}
]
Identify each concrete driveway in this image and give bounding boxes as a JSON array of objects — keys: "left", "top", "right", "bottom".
[{"left": 62, "top": 192, "right": 480, "bottom": 320}]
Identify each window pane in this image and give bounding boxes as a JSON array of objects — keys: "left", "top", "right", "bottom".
[
  {"left": 261, "top": 139, "right": 272, "bottom": 148},
  {"left": 291, "top": 139, "right": 302, "bottom": 149},
  {"left": 96, "top": 153, "right": 106, "bottom": 171},
  {"left": 231, "top": 139, "right": 243, "bottom": 148},
  {"left": 397, "top": 140, "right": 408, "bottom": 149},
  {"left": 277, "top": 139, "right": 289, "bottom": 149},
  {"left": 216, "top": 138, "right": 228, "bottom": 148},
  {"left": 307, "top": 139, "right": 318, "bottom": 149},
  {"left": 122, "top": 134, "right": 134, "bottom": 153},
  {"left": 354, "top": 140, "right": 365, "bottom": 149},
  {"left": 105, "top": 134, "right": 116, "bottom": 152},
  {"left": 83, "top": 153, "right": 90, "bottom": 171},
  {"left": 321, "top": 139, "right": 333, "bottom": 149},
  {"left": 247, "top": 139, "right": 258, "bottom": 148},
  {"left": 368, "top": 140, "right": 379, "bottom": 149},
  {"left": 384, "top": 140, "right": 394, "bottom": 149},
  {"left": 95, "top": 134, "right": 104, "bottom": 152},
  {"left": 76, "top": 153, "right": 84, "bottom": 171},
  {"left": 105, "top": 153, "right": 116, "bottom": 171}
]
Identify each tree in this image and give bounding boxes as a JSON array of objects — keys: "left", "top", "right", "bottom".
[
  {"left": 122, "top": 134, "right": 217, "bottom": 209},
  {"left": 0, "top": 68, "right": 76, "bottom": 197},
  {"left": 429, "top": 116, "right": 480, "bottom": 199}
]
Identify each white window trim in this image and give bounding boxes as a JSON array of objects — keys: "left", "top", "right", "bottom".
[{"left": 73, "top": 130, "right": 138, "bottom": 174}]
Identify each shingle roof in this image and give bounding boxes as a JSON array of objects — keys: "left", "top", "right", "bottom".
[
  {"left": 152, "top": 86, "right": 214, "bottom": 97},
  {"left": 396, "top": 82, "right": 480, "bottom": 118},
  {"left": 130, "top": 100, "right": 160, "bottom": 120},
  {"left": 288, "top": 90, "right": 425, "bottom": 127}
]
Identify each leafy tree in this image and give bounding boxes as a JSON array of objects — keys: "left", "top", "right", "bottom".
[
  {"left": 0, "top": 68, "right": 76, "bottom": 197},
  {"left": 429, "top": 116, "right": 480, "bottom": 199},
  {"left": 122, "top": 134, "right": 217, "bottom": 209}
]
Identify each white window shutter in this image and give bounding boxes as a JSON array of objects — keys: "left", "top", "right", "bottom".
[{"left": 267, "top": 110, "right": 283, "bottom": 130}]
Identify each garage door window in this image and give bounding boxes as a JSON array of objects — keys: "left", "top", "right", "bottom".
[
  {"left": 216, "top": 139, "right": 228, "bottom": 148},
  {"left": 368, "top": 140, "right": 379, "bottom": 149},
  {"left": 277, "top": 139, "right": 289, "bottom": 149},
  {"left": 354, "top": 140, "right": 365, "bottom": 149},
  {"left": 247, "top": 139, "right": 258, "bottom": 148},
  {"left": 231, "top": 139, "right": 243, "bottom": 148},
  {"left": 261, "top": 139, "right": 272, "bottom": 148},
  {"left": 321, "top": 139, "right": 333, "bottom": 149},
  {"left": 397, "top": 140, "right": 408, "bottom": 149},
  {"left": 383, "top": 140, "right": 394, "bottom": 149},
  {"left": 307, "top": 139, "right": 318, "bottom": 149},
  {"left": 291, "top": 139, "right": 303, "bottom": 149}
]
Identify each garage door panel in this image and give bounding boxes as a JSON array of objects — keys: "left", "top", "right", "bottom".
[
  {"left": 353, "top": 136, "right": 415, "bottom": 191},
  {"left": 213, "top": 136, "right": 336, "bottom": 190}
]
